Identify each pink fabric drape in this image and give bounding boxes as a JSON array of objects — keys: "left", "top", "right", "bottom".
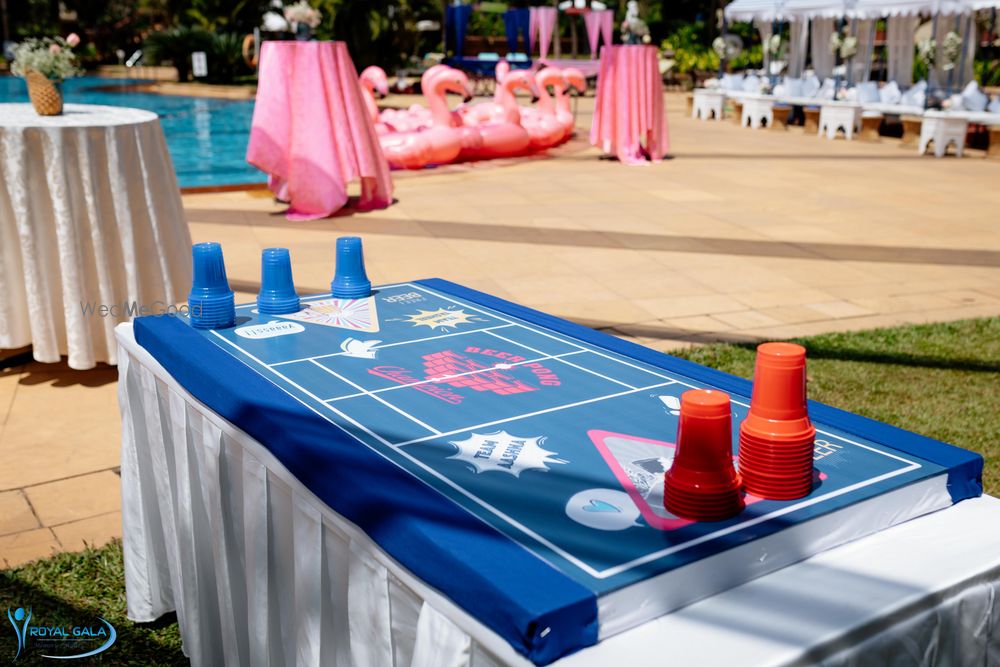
[
  {"left": 599, "top": 10, "right": 614, "bottom": 55},
  {"left": 246, "top": 41, "right": 393, "bottom": 221},
  {"left": 528, "top": 7, "right": 538, "bottom": 53},
  {"left": 589, "top": 45, "right": 669, "bottom": 165},
  {"left": 583, "top": 9, "right": 615, "bottom": 59},
  {"left": 536, "top": 7, "right": 557, "bottom": 60},
  {"left": 584, "top": 11, "right": 601, "bottom": 58}
]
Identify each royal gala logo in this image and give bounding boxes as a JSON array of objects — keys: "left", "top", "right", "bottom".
[{"left": 6, "top": 606, "right": 116, "bottom": 661}]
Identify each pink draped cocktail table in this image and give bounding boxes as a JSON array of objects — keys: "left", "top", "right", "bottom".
[
  {"left": 590, "top": 45, "right": 670, "bottom": 165},
  {"left": 247, "top": 41, "right": 393, "bottom": 220}
]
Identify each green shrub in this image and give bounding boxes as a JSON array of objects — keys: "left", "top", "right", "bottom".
[
  {"left": 206, "top": 32, "right": 249, "bottom": 83},
  {"left": 144, "top": 26, "right": 214, "bottom": 82}
]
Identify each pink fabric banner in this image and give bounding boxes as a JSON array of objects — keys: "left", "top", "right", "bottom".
[
  {"left": 584, "top": 11, "right": 601, "bottom": 59},
  {"left": 536, "top": 7, "right": 557, "bottom": 60},
  {"left": 599, "top": 9, "right": 614, "bottom": 56},
  {"left": 583, "top": 9, "right": 615, "bottom": 59},
  {"left": 589, "top": 45, "right": 669, "bottom": 165},
  {"left": 247, "top": 41, "right": 393, "bottom": 221},
  {"left": 528, "top": 7, "right": 538, "bottom": 53}
]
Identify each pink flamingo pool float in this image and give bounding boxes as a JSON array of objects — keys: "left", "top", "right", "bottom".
[
  {"left": 458, "top": 68, "right": 536, "bottom": 160},
  {"left": 376, "top": 67, "right": 471, "bottom": 169}
]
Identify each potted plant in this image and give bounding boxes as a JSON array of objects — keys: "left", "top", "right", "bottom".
[
  {"left": 283, "top": 1, "right": 323, "bottom": 41},
  {"left": 11, "top": 34, "right": 83, "bottom": 116}
]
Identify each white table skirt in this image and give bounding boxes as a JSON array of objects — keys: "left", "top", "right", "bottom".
[
  {"left": 116, "top": 323, "right": 1000, "bottom": 667},
  {"left": 0, "top": 103, "right": 191, "bottom": 369}
]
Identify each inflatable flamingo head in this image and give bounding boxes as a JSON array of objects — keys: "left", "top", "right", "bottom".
[
  {"left": 494, "top": 60, "right": 510, "bottom": 83},
  {"left": 535, "top": 67, "right": 567, "bottom": 96},
  {"left": 504, "top": 70, "right": 540, "bottom": 103},
  {"left": 432, "top": 67, "right": 475, "bottom": 103},
  {"left": 563, "top": 67, "right": 587, "bottom": 94},
  {"left": 360, "top": 66, "right": 389, "bottom": 98},
  {"left": 420, "top": 64, "right": 453, "bottom": 94}
]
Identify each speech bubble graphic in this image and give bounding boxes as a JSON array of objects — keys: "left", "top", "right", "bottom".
[
  {"left": 235, "top": 320, "right": 305, "bottom": 339},
  {"left": 402, "top": 308, "right": 477, "bottom": 330},
  {"left": 448, "top": 431, "right": 567, "bottom": 477},
  {"left": 565, "top": 489, "right": 642, "bottom": 531}
]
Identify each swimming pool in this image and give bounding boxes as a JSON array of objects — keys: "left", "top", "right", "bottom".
[{"left": 0, "top": 76, "right": 263, "bottom": 189}]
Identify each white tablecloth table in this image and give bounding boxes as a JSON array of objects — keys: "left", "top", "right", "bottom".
[
  {"left": 0, "top": 103, "right": 191, "bottom": 369},
  {"left": 116, "top": 323, "right": 1000, "bottom": 667}
]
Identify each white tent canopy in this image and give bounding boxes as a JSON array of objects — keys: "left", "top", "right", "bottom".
[{"left": 724, "top": 0, "right": 985, "bottom": 22}]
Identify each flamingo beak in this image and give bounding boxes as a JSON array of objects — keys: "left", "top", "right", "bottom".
[
  {"left": 531, "top": 95, "right": 540, "bottom": 104},
  {"left": 463, "top": 94, "right": 474, "bottom": 103}
]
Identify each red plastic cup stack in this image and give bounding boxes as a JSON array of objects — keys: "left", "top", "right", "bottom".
[
  {"left": 738, "top": 342, "right": 816, "bottom": 500},
  {"left": 664, "top": 389, "right": 744, "bottom": 522}
]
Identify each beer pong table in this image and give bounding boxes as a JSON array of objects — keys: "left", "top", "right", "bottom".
[{"left": 117, "top": 279, "right": 996, "bottom": 666}]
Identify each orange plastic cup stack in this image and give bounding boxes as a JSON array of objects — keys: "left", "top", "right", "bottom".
[
  {"left": 738, "top": 343, "right": 816, "bottom": 500},
  {"left": 664, "top": 389, "right": 745, "bottom": 522}
]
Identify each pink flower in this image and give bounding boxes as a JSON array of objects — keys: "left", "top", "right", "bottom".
[
  {"left": 66, "top": 33, "right": 80, "bottom": 47},
  {"left": 49, "top": 43, "right": 62, "bottom": 53}
]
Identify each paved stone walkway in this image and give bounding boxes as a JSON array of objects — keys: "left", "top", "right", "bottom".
[{"left": 2, "top": 92, "right": 998, "bottom": 567}]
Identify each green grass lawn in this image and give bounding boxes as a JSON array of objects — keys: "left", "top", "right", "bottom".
[{"left": 2, "top": 317, "right": 996, "bottom": 664}]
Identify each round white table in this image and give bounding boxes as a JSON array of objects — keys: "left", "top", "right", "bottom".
[{"left": 0, "top": 103, "right": 192, "bottom": 369}]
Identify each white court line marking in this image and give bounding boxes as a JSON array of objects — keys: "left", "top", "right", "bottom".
[
  {"left": 214, "top": 286, "right": 927, "bottom": 578},
  {"left": 208, "top": 329, "right": 609, "bottom": 578},
  {"left": 407, "top": 282, "right": 679, "bottom": 382},
  {"left": 307, "top": 359, "right": 441, "bottom": 435},
  {"left": 598, "top": 462, "right": 921, "bottom": 578},
  {"left": 210, "top": 330, "right": 398, "bottom": 449},
  {"left": 404, "top": 285, "right": 921, "bottom": 468},
  {"left": 323, "top": 350, "right": 586, "bottom": 402},
  {"left": 392, "top": 381, "right": 679, "bottom": 448},
  {"left": 485, "top": 329, "right": 637, "bottom": 390},
  {"left": 271, "top": 324, "right": 516, "bottom": 367}
]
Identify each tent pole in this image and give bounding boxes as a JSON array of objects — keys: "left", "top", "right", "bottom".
[
  {"left": 868, "top": 19, "right": 876, "bottom": 83},
  {"left": 834, "top": 17, "right": 846, "bottom": 92},
  {"left": 847, "top": 18, "right": 857, "bottom": 86},
  {"left": 946, "top": 14, "right": 959, "bottom": 95},
  {"left": 719, "top": 13, "right": 729, "bottom": 79},
  {"left": 926, "top": 12, "right": 938, "bottom": 109},
  {"left": 955, "top": 12, "right": 972, "bottom": 92}
]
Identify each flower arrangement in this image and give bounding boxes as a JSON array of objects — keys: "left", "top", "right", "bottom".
[
  {"left": 11, "top": 34, "right": 83, "bottom": 81},
  {"left": 712, "top": 34, "right": 743, "bottom": 61},
  {"left": 941, "top": 30, "right": 962, "bottom": 71},
  {"left": 620, "top": 0, "right": 651, "bottom": 45},
  {"left": 839, "top": 35, "right": 858, "bottom": 60},
  {"left": 829, "top": 32, "right": 842, "bottom": 54},
  {"left": 283, "top": 1, "right": 322, "bottom": 29},
  {"left": 766, "top": 34, "right": 783, "bottom": 58},
  {"left": 917, "top": 37, "right": 935, "bottom": 68}
]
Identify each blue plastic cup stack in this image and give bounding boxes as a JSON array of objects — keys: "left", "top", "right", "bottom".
[
  {"left": 187, "top": 242, "right": 236, "bottom": 329},
  {"left": 257, "top": 248, "right": 301, "bottom": 315},
  {"left": 331, "top": 236, "right": 372, "bottom": 299}
]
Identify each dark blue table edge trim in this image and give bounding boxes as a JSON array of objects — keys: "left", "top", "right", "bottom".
[
  {"left": 133, "top": 315, "right": 598, "bottom": 666},
  {"left": 416, "top": 278, "right": 984, "bottom": 503}
]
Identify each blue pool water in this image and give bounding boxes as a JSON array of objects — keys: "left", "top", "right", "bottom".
[{"left": 0, "top": 76, "right": 263, "bottom": 188}]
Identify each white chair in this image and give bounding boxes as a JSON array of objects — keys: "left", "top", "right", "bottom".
[
  {"left": 742, "top": 96, "right": 774, "bottom": 129},
  {"left": 819, "top": 103, "right": 862, "bottom": 140},
  {"left": 900, "top": 81, "right": 927, "bottom": 109},
  {"left": 879, "top": 81, "right": 902, "bottom": 105},
  {"left": 919, "top": 111, "right": 969, "bottom": 157},
  {"left": 961, "top": 81, "right": 989, "bottom": 113},
  {"left": 692, "top": 89, "right": 725, "bottom": 120}
]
